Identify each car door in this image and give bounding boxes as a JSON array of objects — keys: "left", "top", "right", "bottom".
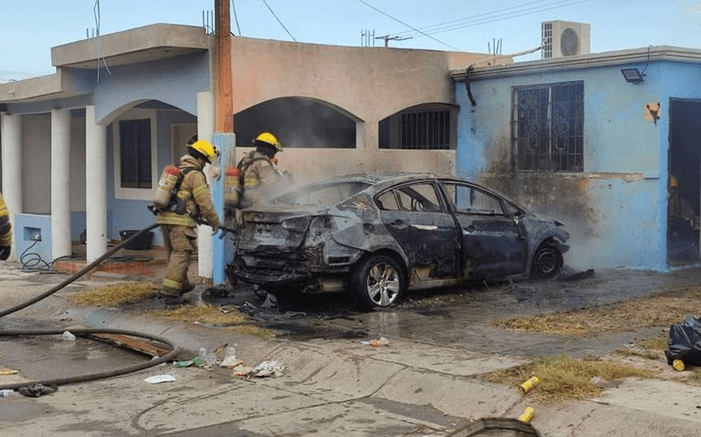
[
  {"left": 377, "top": 181, "right": 461, "bottom": 279},
  {"left": 439, "top": 181, "right": 528, "bottom": 279}
]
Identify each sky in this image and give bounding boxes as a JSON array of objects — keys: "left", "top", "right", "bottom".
[{"left": 1, "top": 0, "right": 699, "bottom": 82}]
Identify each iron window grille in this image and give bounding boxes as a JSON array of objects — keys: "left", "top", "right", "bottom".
[
  {"left": 398, "top": 109, "right": 451, "bottom": 150},
  {"left": 512, "top": 81, "right": 584, "bottom": 172}
]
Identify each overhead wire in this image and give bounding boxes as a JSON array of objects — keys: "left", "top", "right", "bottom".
[
  {"left": 261, "top": 0, "right": 297, "bottom": 42},
  {"left": 393, "top": 0, "right": 557, "bottom": 36},
  {"left": 93, "top": 0, "right": 112, "bottom": 82},
  {"left": 357, "top": 0, "right": 460, "bottom": 50},
  {"left": 231, "top": 0, "right": 242, "bottom": 36},
  {"left": 394, "top": 0, "right": 590, "bottom": 39}
]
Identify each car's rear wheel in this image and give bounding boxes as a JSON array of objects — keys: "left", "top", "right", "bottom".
[
  {"left": 351, "top": 254, "right": 405, "bottom": 309},
  {"left": 530, "top": 244, "right": 563, "bottom": 279}
]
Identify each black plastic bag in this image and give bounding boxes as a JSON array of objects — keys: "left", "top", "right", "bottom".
[{"left": 665, "top": 315, "right": 701, "bottom": 366}]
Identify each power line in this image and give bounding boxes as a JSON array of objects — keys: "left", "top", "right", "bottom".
[
  {"left": 261, "top": 0, "right": 297, "bottom": 42},
  {"left": 394, "top": 0, "right": 560, "bottom": 37},
  {"left": 395, "top": 0, "right": 589, "bottom": 39},
  {"left": 357, "top": 0, "right": 460, "bottom": 50}
]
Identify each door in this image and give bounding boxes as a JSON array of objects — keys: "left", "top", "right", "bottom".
[
  {"left": 440, "top": 181, "right": 527, "bottom": 279},
  {"left": 377, "top": 181, "right": 460, "bottom": 279},
  {"left": 668, "top": 99, "right": 701, "bottom": 265}
]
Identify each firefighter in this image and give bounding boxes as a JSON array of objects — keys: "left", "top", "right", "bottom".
[
  {"left": 236, "top": 132, "right": 288, "bottom": 208},
  {"left": 156, "top": 139, "right": 220, "bottom": 303},
  {"left": 0, "top": 192, "right": 11, "bottom": 261}
]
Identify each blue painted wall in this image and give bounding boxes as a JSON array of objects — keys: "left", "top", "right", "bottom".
[
  {"left": 455, "top": 59, "right": 701, "bottom": 271},
  {"left": 93, "top": 52, "right": 209, "bottom": 124}
]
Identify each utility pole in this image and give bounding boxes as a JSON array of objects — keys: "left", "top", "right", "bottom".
[
  {"left": 215, "top": 0, "right": 233, "bottom": 132},
  {"left": 210, "top": 0, "right": 235, "bottom": 285}
]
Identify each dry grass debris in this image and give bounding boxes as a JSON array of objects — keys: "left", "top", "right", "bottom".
[
  {"left": 72, "top": 282, "right": 274, "bottom": 338},
  {"left": 495, "top": 285, "right": 701, "bottom": 336},
  {"left": 148, "top": 305, "right": 275, "bottom": 339},
  {"left": 484, "top": 355, "right": 652, "bottom": 404},
  {"left": 73, "top": 282, "right": 158, "bottom": 306}
]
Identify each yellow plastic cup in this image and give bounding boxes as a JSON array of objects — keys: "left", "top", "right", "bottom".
[
  {"left": 518, "top": 376, "right": 540, "bottom": 394},
  {"left": 673, "top": 359, "right": 685, "bottom": 371},
  {"left": 518, "top": 406, "right": 536, "bottom": 423}
]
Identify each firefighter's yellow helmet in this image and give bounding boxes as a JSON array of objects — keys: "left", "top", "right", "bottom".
[
  {"left": 189, "top": 139, "right": 217, "bottom": 162},
  {"left": 255, "top": 132, "right": 282, "bottom": 152}
]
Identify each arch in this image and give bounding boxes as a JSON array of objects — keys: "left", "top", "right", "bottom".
[{"left": 234, "top": 96, "right": 363, "bottom": 149}]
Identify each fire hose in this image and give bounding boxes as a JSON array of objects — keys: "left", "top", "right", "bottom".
[{"left": 0, "top": 223, "right": 182, "bottom": 391}]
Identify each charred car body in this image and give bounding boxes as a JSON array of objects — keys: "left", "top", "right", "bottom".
[{"left": 227, "top": 173, "right": 569, "bottom": 308}]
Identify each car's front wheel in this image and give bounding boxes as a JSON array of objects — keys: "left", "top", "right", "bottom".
[
  {"left": 351, "top": 254, "right": 405, "bottom": 309},
  {"left": 530, "top": 243, "right": 563, "bottom": 279}
]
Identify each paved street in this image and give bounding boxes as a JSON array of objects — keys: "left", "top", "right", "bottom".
[{"left": 1, "top": 263, "right": 701, "bottom": 436}]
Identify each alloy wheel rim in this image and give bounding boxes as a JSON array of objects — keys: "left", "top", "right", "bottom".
[{"left": 366, "top": 263, "right": 400, "bottom": 306}]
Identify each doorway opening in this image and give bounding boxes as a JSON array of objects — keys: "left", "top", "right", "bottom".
[{"left": 668, "top": 98, "right": 701, "bottom": 265}]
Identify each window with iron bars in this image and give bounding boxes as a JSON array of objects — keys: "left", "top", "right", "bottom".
[
  {"left": 512, "top": 81, "right": 584, "bottom": 172},
  {"left": 379, "top": 109, "right": 452, "bottom": 150}
]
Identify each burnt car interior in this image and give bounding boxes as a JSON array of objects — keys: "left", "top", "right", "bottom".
[
  {"left": 376, "top": 183, "right": 443, "bottom": 213},
  {"left": 273, "top": 182, "right": 371, "bottom": 207},
  {"left": 442, "top": 182, "right": 506, "bottom": 216}
]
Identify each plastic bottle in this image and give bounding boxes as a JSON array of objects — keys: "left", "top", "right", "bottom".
[{"left": 199, "top": 347, "right": 217, "bottom": 366}]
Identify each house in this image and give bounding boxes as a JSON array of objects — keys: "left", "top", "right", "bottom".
[
  {"left": 0, "top": 23, "right": 490, "bottom": 283},
  {"left": 450, "top": 21, "right": 701, "bottom": 271}
]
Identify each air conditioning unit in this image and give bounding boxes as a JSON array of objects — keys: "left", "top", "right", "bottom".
[{"left": 541, "top": 21, "right": 590, "bottom": 59}]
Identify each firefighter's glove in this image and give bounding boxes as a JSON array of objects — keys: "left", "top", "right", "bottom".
[{"left": 0, "top": 246, "right": 11, "bottom": 261}]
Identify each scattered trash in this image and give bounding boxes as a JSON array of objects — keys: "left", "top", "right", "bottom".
[
  {"left": 144, "top": 374, "right": 177, "bottom": 384},
  {"left": 230, "top": 360, "right": 286, "bottom": 378},
  {"left": 0, "top": 368, "right": 18, "bottom": 375},
  {"left": 673, "top": 359, "right": 685, "bottom": 371},
  {"left": 0, "top": 389, "right": 13, "bottom": 397},
  {"left": 173, "top": 358, "right": 202, "bottom": 368},
  {"left": 518, "top": 376, "right": 540, "bottom": 394},
  {"left": 18, "top": 383, "right": 58, "bottom": 397},
  {"left": 198, "top": 347, "right": 217, "bottom": 366},
  {"left": 61, "top": 331, "right": 76, "bottom": 341},
  {"left": 255, "top": 360, "right": 286, "bottom": 377},
  {"left": 219, "top": 346, "right": 242, "bottom": 368},
  {"left": 361, "top": 337, "right": 389, "bottom": 347},
  {"left": 666, "top": 315, "right": 701, "bottom": 367},
  {"left": 230, "top": 365, "right": 256, "bottom": 377},
  {"left": 518, "top": 407, "right": 536, "bottom": 423}
]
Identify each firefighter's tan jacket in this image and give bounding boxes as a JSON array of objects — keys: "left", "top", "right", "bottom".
[
  {"left": 238, "top": 150, "right": 283, "bottom": 207},
  {"left": 156, "top": 155, "right": 220, "bottom": 229},
  {"left": 0, "top": 193, "right": 10, "bottom": 246}
]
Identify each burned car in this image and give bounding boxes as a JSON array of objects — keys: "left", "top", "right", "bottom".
[{"left": 227, "top": 173, "right": 569, "bottom": 308}]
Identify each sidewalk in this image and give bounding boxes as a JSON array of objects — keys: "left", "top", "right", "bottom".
[{"left": 2, "top": 263, "right": 701, "bottom": 436}]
